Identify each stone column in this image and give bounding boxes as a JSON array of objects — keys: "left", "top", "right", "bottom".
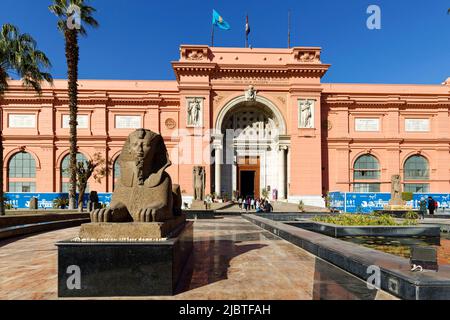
[
  {"left": 215, "top": 146, "right": 222, "bottom": 197},
  {"left": 278, "top": 146, "right": 287, "bottom": 200}
]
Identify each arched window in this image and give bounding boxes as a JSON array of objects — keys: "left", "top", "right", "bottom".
[
  {"left": 353, "top": 154, "right": 380, "bottom": 192},
  {"left": 60, "top": 153, "right": 88, "bottom": 192},
  {"left": 8, "top": 152, "right": 36, "bottom": 192},
  {"left": 113, "top": 156, "right": 121, "bottom": 189},
  {"left": 404, "top": 155, "right": 429, "bottom": 192}
]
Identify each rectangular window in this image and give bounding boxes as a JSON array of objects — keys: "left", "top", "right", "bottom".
[
  {"left": 404, "top": 184, "right": 429, "bottom": 193},
  {"left": 353, "top": 183, "right": 381, "bottom": 193},
  {"left": 355, "top": 118, "right": 379, "bottom": 132},
  {"left": 8, "top": 182, "right": 36, "bottom": 192},
  {"left": 405, "top": 119, "right": 430, "bottom": 132},
  {"left": 8, "top": 114, "right": 36, "bottom": 128},
  {"left": 62, "top": 114, "right": 89, "bottom": 129},
  {"left": 354, "top": 170, "right": 380, "bottom": 180},
  {"left": 115, "top": 115, "right": 141, "bottom": 129}
]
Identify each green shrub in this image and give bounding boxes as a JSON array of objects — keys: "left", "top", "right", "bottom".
[
  {"left": 404, "top": 211, "right": 419, "bottom": 220},
  {"left": 401, "top": 192, "right": 413, "bottom": 202},
  {"left": 313, "top": 213, "right": 417, "bottom": 226},
  {"left": 261, "top": 188, "right": 269, "bottom": 200},
  {"left": 53, "top": 197, "right": 69, "bottom": 209}
]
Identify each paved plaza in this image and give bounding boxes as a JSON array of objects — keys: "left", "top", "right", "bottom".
[{"left": 0, "top": 216, "right": 396, "bottom": 300}]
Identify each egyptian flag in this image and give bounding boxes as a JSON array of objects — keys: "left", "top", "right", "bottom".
[{"left": 245, "top": 15, "right": 250, "bottom": 36}]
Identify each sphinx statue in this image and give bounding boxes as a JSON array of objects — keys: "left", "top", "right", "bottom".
[{"left": 90, "top": 129, "right": 181, "bottom": 223}]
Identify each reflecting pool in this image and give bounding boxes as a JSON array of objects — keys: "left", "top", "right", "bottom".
[{"left": 341, "top": 233, "right": 450, "bottom": 265}]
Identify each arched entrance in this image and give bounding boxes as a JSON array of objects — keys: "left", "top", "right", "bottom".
[{"left": 214, "top": 95, "right": 289, "bottom": 200}]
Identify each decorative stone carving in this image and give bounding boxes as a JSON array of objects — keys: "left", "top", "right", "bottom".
[
  {"left": 87, "top": 191, "right": 101, "bottom": 211},
  {"left": 276, "top": 96, "right": 286, "bottom": 104},
  {"left": 165, "top": 118, "right": 176, "bottom": 129},
  {"left": 187, "top": 97, "right": 203, "bottom": 127},
  {"left": 90, "top": 129, "right": 181, "bottom": 224},
  {"left": 193, "top": 166, "right": 206, "bottom": 201},
  {"left": 299, "top": 99, "right": 315, "bottom": 128},
  {"left": 187, "top": 50, "right": 205, "bottom": 60},
  {"left": 294, "top": 48, "right": 321, "bottom": 63},
  {"left": 180, "top": 45, "right": 209, "bottom": 61},
  {"left": 245, "top": 85, "right": 257, "bottom": 102},
  {"left": 29, "top": 197, "right": 38, "bottom": 210}
]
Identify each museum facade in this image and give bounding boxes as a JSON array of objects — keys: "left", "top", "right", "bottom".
[{"left": 2, "top": 45, "right": 450, "bottom": 207}]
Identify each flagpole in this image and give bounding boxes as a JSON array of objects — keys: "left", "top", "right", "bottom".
[
  {"left": 211, "top": 24, "right": 215, "bottom": 47},
  {"left": 245, "top": 14, "right": 248, "bottom": 48},
  {"left": 288, "top": 10, "right": 291, "bottom": 48}
]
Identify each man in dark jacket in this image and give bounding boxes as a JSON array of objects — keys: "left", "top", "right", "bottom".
[{"left": 428, "top": 196, "right": 436, "bottom": 216}]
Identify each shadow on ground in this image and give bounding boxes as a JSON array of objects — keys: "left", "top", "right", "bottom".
[{"left": 175, "top": 232, "right": 268, "bottom": 294}]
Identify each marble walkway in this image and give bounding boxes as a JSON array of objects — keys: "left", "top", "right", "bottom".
[{"left": 0, "top": 216, "right": 396, "bottom": 300}]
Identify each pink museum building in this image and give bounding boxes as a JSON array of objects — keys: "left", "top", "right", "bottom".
[{"left": 1, "top": 45, "right": 450, "bottom": 207}]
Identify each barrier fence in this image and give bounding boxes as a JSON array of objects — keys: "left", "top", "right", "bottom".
[
  {"left": 329, "top": 192, "right": 450, "bottom": 213},
  {"left": 5, "top": 192, "right": 450, "bottom": 212},
  {"left": 4, "top": 193, "right": 112, "bottom": 209}
]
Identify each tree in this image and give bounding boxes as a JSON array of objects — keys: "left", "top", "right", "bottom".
[
  {"left": 76, "top": 152, "right": 108, "bottom": 212},
  {"left": 49, "top": 0, "right": 98, "bottom": 209},
  {"left": 0, "top": 24, "right": 52, "bottom": 215}
]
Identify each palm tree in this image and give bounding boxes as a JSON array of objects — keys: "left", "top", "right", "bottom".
[
  {"left": 0, "top": 24, "right": 53, "bottom": 215},
  {"left": 49, "top": 0, "right": 98, "bottom": 209}
]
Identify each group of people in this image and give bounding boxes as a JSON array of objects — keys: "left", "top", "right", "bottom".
[
  {"left": 418, "top": 196, "right": 438, "bottom": 219},
  {"left": 237, "top": 197, "right": 273, "bottom": 213}
]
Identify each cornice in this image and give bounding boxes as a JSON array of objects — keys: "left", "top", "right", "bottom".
[{"left": 327, "top": 137, "right": 450, "bottom": 144}]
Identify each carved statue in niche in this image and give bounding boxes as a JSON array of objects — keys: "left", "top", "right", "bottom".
[
  {"left": 187, "top": 98, "right": 202, "bottom": 126},
  {"left": 300, "top": 100, "right": 314, "bottom": 128},
  {"left": 90, "top": 129, "right": 181, "bottom": 222},
  {"left": 193, "top": 166, "right": 206, "bottom": 201}
]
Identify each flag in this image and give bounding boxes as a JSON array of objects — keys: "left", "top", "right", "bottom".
[
  {"left": 212, "top": 9, "right": 231, "bottom": 30},
  {"left": 245, "top": 15, "right": 250, "bottom": 36}
]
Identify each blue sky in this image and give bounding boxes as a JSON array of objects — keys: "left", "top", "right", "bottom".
[{"left": 1, "top": 0, "right": 449, "bottom": 84}]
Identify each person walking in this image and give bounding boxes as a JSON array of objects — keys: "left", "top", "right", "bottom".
[
  {"left": 419, "top": 197, "right": 427, "bottom": 219},
  {"left": 238, "top": 197, "right": 242, "bottom": 210},
  {"left": 250, "top": 198, "right": 255, "bottom": 210},
  {"left": 428, "top": 196, "right": 436, "bottom": 216}
]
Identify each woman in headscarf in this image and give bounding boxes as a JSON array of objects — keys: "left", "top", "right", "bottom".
[{"left": 419, "top": 197, "right": 427, "bottom": 219}]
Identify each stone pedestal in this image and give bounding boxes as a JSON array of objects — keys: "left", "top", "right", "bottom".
[
  {"left": 190, "top": 200, "right": 206, "bottom": 210},
  {"left": 78, "top": 215, "right": 186, "bottom": 240},
  {"left": 56, "top": 220, "right": 193, "bottom": 297}
]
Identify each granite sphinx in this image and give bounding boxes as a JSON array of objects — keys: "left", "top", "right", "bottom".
[{"left": 90, "top": 129, "right": 181, "bottom": 223}]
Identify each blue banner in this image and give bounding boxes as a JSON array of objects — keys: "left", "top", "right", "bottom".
[
  {"left": 329, "top": 192, "right": 450, "bottom": 213},
  {"left": 4, "top": 193, "right": 113, "bottom": 209}
]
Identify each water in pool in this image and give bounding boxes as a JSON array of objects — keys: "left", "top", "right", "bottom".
[{"left": 341, "top": 233, "right": 450, "bottom": 265}]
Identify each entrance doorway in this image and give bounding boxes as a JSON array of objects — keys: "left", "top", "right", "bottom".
[
  {"left": 237, "top": 156, "right": 260, "bottom": 199},
  {"left": 240, "top": 171, "right": 255, "bottom": 198}
]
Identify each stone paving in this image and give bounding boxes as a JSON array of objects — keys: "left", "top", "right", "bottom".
[{"left": 0, "top": 216, "right": 396, "bottom": 300}]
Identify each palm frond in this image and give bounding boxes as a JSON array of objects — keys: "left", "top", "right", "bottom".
[
  {"left": 0, "top": 23, "right": 53, "bottom": 95},
  {"left": 49, "top": 0, "right": 99, "bottom": 36}
]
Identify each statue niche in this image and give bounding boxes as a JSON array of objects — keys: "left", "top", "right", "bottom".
[{"left": 90, "top": 129, "right": 181, "bottom": 223}]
